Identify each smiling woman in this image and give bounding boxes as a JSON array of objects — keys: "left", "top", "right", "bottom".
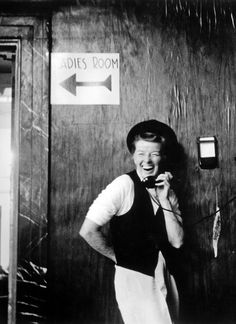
[
  {"left": 132, "top": 140, "right": 162, "bottom": 179},
  {"left": 80, "top": 119, "right": 184, "bottom": 324}
]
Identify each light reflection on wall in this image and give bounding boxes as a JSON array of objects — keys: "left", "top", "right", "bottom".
[{"left": 0, "top": 87, "right": 11, "bottom": 269}]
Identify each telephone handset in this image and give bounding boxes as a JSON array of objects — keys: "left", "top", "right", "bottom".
[
  {"left": 141, "top": 164, "right": 168, "bottom": 188},
  {"left": 142, "top": 176, "right": 163, "bottom": 188},
  {"left": 142, "top": 176, "right": 156, "bottom": 188},
  {"left": 141, "top": 161, "right": 169, "bottom": 188}
]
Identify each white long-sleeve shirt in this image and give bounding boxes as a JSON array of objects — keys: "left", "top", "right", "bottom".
[{"left": 86, "top": 173, "right": 182, "bottom": 226}]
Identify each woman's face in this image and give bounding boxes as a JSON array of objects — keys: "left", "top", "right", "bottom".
[{"left": 132, "top": 139, "right": 163, "bottom": 179}]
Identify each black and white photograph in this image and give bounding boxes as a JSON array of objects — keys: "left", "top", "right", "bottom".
[{"left": 0, "top": 1, "right": 236, "bottom": 323}]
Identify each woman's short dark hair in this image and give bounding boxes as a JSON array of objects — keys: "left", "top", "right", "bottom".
[{"left": 130, "top": 131, "right": 166, "bottom": 154}]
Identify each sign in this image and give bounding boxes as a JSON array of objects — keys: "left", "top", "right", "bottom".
[{"left": 51, "top": 53, "right": 119, "bottom": 105}]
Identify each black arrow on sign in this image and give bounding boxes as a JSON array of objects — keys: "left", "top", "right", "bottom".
[{"left": 59, "top": 73, "right": 112, "bottom": 96}]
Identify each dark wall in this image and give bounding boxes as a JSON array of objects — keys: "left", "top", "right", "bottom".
[{"left": 49, "top": 2, "right": 236, "bottom": 324}]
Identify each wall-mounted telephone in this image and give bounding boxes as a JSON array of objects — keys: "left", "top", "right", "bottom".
[{"left": 197, "top": 136, "right": 218, "bottom": 169}]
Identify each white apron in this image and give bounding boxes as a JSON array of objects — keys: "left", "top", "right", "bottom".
[{"left": 114, "top": 252, "right": 179, "bottom": 324}]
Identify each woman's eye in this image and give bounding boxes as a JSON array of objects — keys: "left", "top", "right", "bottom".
[{"left": 152, "top": 153, "right": 160, "bottom": 157}]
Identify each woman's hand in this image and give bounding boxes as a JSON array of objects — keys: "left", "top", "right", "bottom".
[
  {"left": 154, "top": 172, "right": 184, "bottom": 248},
  {"left": 155, "top": 172, "right": 173, "bottom": 201}
]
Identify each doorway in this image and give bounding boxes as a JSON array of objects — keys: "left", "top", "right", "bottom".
[{"left": 0, "top": 42, "right": 20, "bottom": 324}]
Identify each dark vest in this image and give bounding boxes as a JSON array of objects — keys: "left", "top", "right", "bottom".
[{"left": 110, "top": 170, "right": 175, "bottom": 277}]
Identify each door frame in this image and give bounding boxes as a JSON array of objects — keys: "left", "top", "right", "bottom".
[
  {"left": 0, "top": 39, "right": 20, "bottom": 324},
  {"left": 0, "top": 16, "right": 50, "bottom": 323}
]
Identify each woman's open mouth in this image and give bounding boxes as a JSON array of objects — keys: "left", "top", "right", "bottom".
[{"left": 143, "top": 167, "right": 154, "bottom": 173}]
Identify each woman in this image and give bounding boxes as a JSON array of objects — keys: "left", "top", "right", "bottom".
[{"left": 80, "top": 119, "right": 184, "bottom": 324}]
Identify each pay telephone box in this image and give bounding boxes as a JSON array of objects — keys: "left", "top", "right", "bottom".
[{"left": 197, "top": 136, "right": 218, "bottom": 169}]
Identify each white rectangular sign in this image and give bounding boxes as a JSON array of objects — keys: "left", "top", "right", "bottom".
[{"left": 51, "top": 53, "right": 120, "bottom": 105}]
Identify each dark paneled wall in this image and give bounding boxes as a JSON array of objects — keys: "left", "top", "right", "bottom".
[{"left": 49, "top": 3, "right": 236, "bottom": 324}]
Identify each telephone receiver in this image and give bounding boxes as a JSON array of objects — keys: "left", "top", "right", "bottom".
[
  {"left": 142, "top": 175, "right": 166, "bottom": 189},
  {"left": 142, "top": 176, "right": 158, "bottom": 188},
  {"left": 141, "top": 167, "right": 169, "bottom": 189}
]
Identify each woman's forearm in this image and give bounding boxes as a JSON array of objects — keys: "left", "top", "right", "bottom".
[
  {"left": 80, "top": 218, "right": 117, "bottom": 263},
  {"left": 159, "top": 198, "right": 184, "bottom": 248}
]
